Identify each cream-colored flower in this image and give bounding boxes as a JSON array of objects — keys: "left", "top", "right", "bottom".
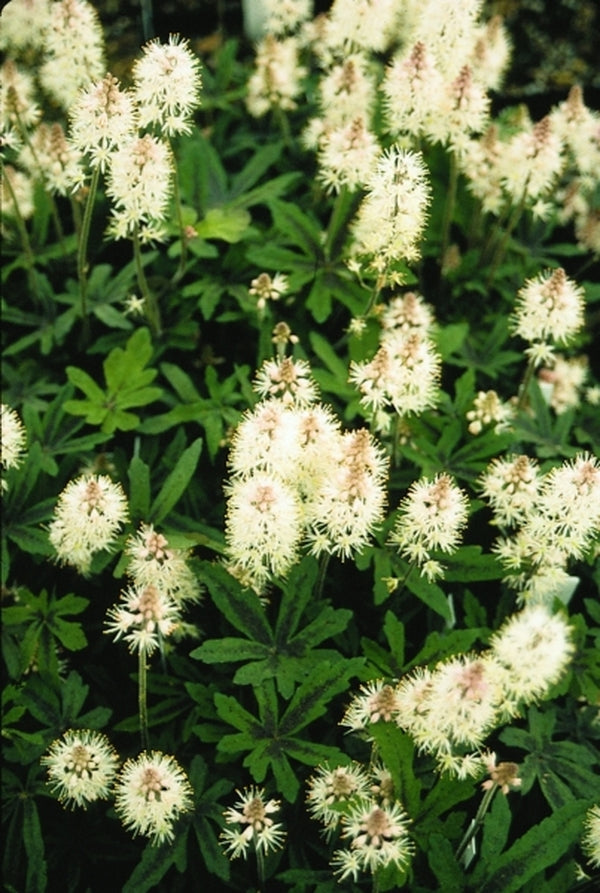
[
  {"left": 39, "top": 0, "right": 105, "bottom": 111},
  {"left": 221, "top": 786, "right": 286, "bottom": 859}
]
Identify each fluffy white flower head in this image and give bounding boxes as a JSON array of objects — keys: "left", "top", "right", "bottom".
[
  {"left": 351, "top": 147, "right": 431, "bottom": 277},
  {"left": 105, "top": 583, "right": 182, "bottom": 656},
  {"left": 106, "top": 133, "right": 173, "bottom": 240},
  {"left": 41, "top": 729, "right": 119, "bottom": 809},
  {"left": 511, "top": 267, "right": 585, "bottom": 351},
  {"left": 391, "top": 473, "right": 469, "bottom": 580},
  {"left": 48, "top": 474, "right": 129, "bottom": 574},
  {"left": 113, "top": 751, "right": 193, "bottom": 845},
  {"left": 489, "top": 605, "right": 574, "bottom": 705},
  {"left": 1, "top": 403, "right": 26, "bottom": 488}
]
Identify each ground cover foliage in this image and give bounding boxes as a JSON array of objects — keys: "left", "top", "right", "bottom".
[{"left": 1, "top": 1, "right": 600, "bottom": 891}]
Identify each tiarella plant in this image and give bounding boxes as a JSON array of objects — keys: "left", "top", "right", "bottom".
[{"left": 1, "top": 1, "right": 599, "bottom": 891}]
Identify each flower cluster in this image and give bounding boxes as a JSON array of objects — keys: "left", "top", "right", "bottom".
[
  {"left": 538, "top": 354, "right": 589, "bottom": 415},
  {"left": 390, "top": 473, "right": 469, "bottom": 582},
  {"left": 1, "top": 403, "right": 26, "bottom": 490},
  {"left": 331, "top": 798, "right": 414, "bottom": 882},
  {"left": 306, "top": 762, "right": 414, "bottom": 882},
  {"left": 478, "top": 454, "right": 541, "bottom": 528},
  {"left": 113, "top": 751, "right": 194, "bottom": 845},
  {"left": 248, "top": 271, "right": 289, "bottom": 311},
  {"left": 220, "top": 786, "right": 286, "bottom": 860},
  {"left": 488, "top": 453, "right": 600, "bottom": 603},
  {"left": 224, "top": 357, "right": 388, "bottom": 593},
  {"left": 48, "top": 474, "right": 129, "bottom": 575},
  {"left": 105, "top": 133, "right": 173, "bottom": 241},
  {"left": 342, "top": 604, "right": 574, "bottom": 778},
  {"left": 39, "top": 0, "right": 105, "bottom": 111}
]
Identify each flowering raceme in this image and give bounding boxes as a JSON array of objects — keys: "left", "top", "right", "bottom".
[
  {"left": 331, "top": 798, "right": 414, "bottom": 882},
  {"left": 68, "top": 73, "right": 137, "bottom": 176},
  {"left": 132, "top": 34, "right": 202, "bottom": 137},
  {"left": 489, "top": 604, "right": 575, "bottom": 707},
  {"left": 340, "top": 605, "right": 574, "bottom": 778},
  {"left": 125, "top": 523, "right": 200, "bottom": 603},
  {"left": 305, "top": 427, "right": 388, "bottom": 560},
  {"left": 39, "top": 0, "right": 105, "bottom": 111},
  {"left": 224, "top": 357, "right": 388, "bottom": 592},
  {"left": 105, "top": 583, "right": 182, "bottom": 656},
  {"left": 246, "top": 35, "right": 307, "bottom": 118},
  {"left": 491, "top": 452, "right": 600, "bottom": 602},
  {"left": 350, "top": 147, "right": 431, "bottom": 279},
  {"left": 105, "top": 133, "right": 173, "bottom": 241}
]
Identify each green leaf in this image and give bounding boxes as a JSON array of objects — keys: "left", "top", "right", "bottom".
[
  {"left": 65, "top": 366, "right": 105, "bottom": 402},
  {"left": 404, "top": 572, "right": 453, "bottom": 623},
  {"left": 474, "top": 799, "right": 589, "bottom": 893},
  {"left": 443, "top": 546, "right": 503, "bottom": 582},
  {"left": 428, "top": 833, "right": 465, "bottom": 889},
  {"left": 195, "top": 206, "right": 251, "bottom": 243},
  {"left": 214, "top": 693, "right": 261, "bottom": 733},
  {"left": 270, "top": 751, "right": 300, "bottom": 802},
  {"left": 274, "top": 556, "right": 318, "bottom": 644},
  {"left": 383, "top": 611, "right": 405, "bottom": 668},
  {"left": 368, "top": 723, "right": 420, "bottom": 815},
  {"left": 196, "top": 561, "right": 273, "bottom": 644},
  {"left": 122, "top": 839, "right": 180, "bottom": 893},
  {"left": 128, "top": 455, "right": 151, "bottom": 521},
  {"left": 270, "top": 199, "right": 322, "bottom": 256},
  {"left": 150, "top": 437, "right": 202, "bottom": 524},
  {"left": 279, "top": 659, "right": 364, "bottom": 736},
  {"left": 51, "top": 617, "right": 87, "bottom": 651},
  {"left": 479, "top": 790, "right": 512, "bottom": 865},
  {"left": 191, "top": 638, "right": 269, "bottom": 665},
  {"left": 23, "top": 799, "right": 47, "bottom": 893}
]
